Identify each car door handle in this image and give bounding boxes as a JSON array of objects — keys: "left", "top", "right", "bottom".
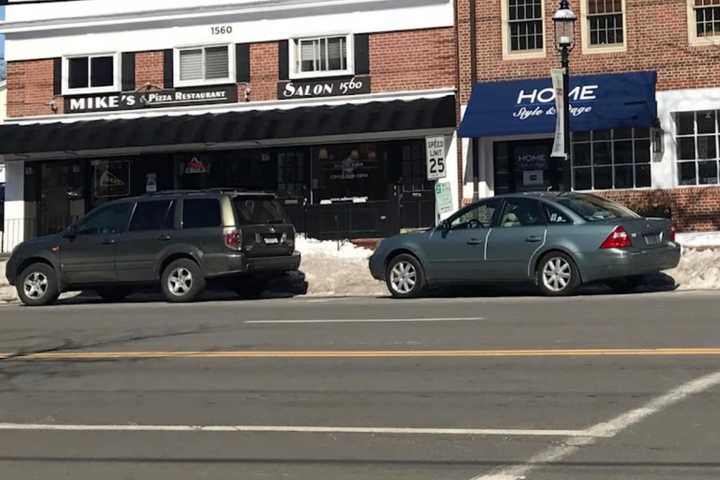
[
  {"left": 101, "top": 239, "right": 117, "bottom": 246},
  {"left": 525, "top": 235, "right": 543, "bottom": 243},
  {"left": 158, "top": 234, "right": 172, "bottom": 241},
  {"left": 466, "top": 238, "right": 483, "bottom": 246}
]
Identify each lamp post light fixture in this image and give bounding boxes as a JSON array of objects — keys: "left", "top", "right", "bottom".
[{"left": 552, "top": 0, "right": 577, "bottom": 192}]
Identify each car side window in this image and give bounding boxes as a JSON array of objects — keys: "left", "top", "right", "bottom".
[
  {"left": 183, "top": 199, "right": 222, "bottom": 229},
  {"left": 129, "top": 200, "right": 175, "bottom": 232},
  {"left": 544, "top": 204, "right": 572, "bottom": 224},
  {"left": 77, "top": 202, "right": 133, "bottom": 236},
  {"left": 450, "top": 200, "right": 501, "bottom": 230},
  {"left": 499, "top": 198, "right": 544, "bottom": 228}
]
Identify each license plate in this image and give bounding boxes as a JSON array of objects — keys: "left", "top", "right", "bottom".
[
  {"left": 264, "top": 237, "right": 279, "bottom": 245},
  {"left": 644, "top": 234, "right": 660, "bottom": 245}
]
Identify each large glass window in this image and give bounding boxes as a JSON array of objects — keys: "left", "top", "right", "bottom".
[
  {"left": 508, "top": 0, "right": 544, "bottom": 52},
  {"left": 675, "top": 110, "right": 720, "bottom": 186},
  {"left": 694, "top": 0, "right": 720, "bottom": 38},
  {"left": 586, "top": 0, "right": 624, "bottom": 46},
  {"left": 572, "top": 128, "right": 651, "bottom": 190},
  {"left": 177, "top": 45, "right": 231, "bottom": 85},
  {"left": 65, "top": 54, "right": 117, "bottom": 93},
  {"left": 182, "top": 199, "right": 222, "bottom": 229},
  {"left": 292, "top": 36, "right": 352, "bottom": 77}
]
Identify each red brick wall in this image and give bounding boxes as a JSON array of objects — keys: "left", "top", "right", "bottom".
[
  {"left": 370, "top": 27, "right": 456, "bottom": 91},
  {"left": 600, "top": 187, "right": 720, "bottom": 232},
  {"left": 6, "top": 59, "right": 63, "bottom": 117},
  {"left": 135, "top": 51, "right": 165, "bottom": 89},
  {"left": 247, "top": 42, "right": 279, "bottom": 102}
]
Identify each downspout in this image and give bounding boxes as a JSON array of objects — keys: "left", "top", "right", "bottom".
[{"left": 469, "top": 0, "right": 480, "bottom": 202}]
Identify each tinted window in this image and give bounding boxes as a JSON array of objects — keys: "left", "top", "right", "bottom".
[
  {"left": 77, "top": 202, "right": 133, "bottom": 235},
  {"left": 183, "top": 199, "right": 222, "bottom": 229},
  {"left": 556, "top": 195, "right": 639, "bottom": 222},
  {"left": 129, "top": 201, "right": 174, "bottom": 232},
  {"left": 450, "top": 200, "right": 501, "bottom": 230},
  {"left": 68, "top": 57, "right": 89, "bottom": 89},
  {"left": 544, "top": 204, "right": 572, "bottom": 224},
  {"left": 499, "top": 198, "right": 544, "bottom": 228},
  {"left": 233, "top": 197, "right": 289, "bottom": 225}
]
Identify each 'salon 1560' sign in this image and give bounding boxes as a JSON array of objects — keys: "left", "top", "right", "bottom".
[{"left": 277, "top": 76, "right": 371, "bottom": 100}]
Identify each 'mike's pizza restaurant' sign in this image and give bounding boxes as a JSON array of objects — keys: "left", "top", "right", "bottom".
[{"left": 64, "top": 85, "right": 238, "bottom": 114}]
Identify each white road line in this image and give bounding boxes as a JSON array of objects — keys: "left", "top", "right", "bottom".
[
  {"left": 472, "top": 370, "right": 720, "bottom": 480},
  {"left": 245, "top": 317, "right": 485, "bottom": 324},
  {"left": 0, "top": 424, "right": 585, "bottom": 437}
]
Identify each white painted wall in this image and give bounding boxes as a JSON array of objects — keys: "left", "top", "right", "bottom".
[{"left": 2, "top": 162, "right": 32, "bottom": 253}]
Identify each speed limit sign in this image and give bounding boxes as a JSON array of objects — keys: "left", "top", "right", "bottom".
[{"left": 425, "top": 136, "right": 447, "bottom": 181}]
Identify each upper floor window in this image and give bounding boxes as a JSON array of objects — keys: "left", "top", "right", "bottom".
[
  {"left": 585, "top": 0, "right": 625, "bottom": 48},
  {"left": 175, "top": 45, "right": 233, "bottom": 87},
  {"left": 675, "top": 110, "right": 720, "bottom": 186},
  {"left": 291, "top": 35, "right": 354, "bottom": 78},
  {"left": 64, "top": 54, "right": 119, "bottom": 95},
  {"left": 694, "top": 0, "right": 720, "bottom": 37},
  {"left": 507, "top": 0, "right": 544, "bottom": 53}
]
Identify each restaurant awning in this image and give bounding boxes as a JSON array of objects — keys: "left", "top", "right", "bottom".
[
  {"left": 458, "top": 71, "right": 657, "bottom": 138},
  {"left": 0, "top": 95, "right": 456, "bottom": 160}
]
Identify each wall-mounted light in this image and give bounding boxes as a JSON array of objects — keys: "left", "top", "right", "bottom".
[{"left": 651, "top": 127, "right": 664, "bottom": 161}]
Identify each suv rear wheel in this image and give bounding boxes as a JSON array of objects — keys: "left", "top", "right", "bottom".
[
  {"left": 17, "top": 263, "right": 60, "bottom": 307},
  {"left": 161, "top": 259, "right": 206, "bottom": 303}
]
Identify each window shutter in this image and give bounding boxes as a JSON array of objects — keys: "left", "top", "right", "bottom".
[
  {"left": 163, "top": 49, "right": 174, "bottom": 88},
  {"left": 53, "top": 58, "right": 62, "bottom": 96},
  {"left": 205, "top": 46, "right": 229, "bottom": 79},
  {"left": 121, "top": 52, "right": 136, "bottom": 91},
  {"left": 179, "top": 49, "right": 203, "bottom": 81},
  {"left": 236, "top": 43, "right": 250, "bottom": 83},
  {"left": 354, "top": 34, "right": 369, "bottom": 75},
  {"left": 278, "top": 40, "right": 289, "bottom": 80}
]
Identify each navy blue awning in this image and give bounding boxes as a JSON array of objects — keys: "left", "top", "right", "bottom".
[{"left": 459, "top": 71, "right": 657, "bottom": 137}]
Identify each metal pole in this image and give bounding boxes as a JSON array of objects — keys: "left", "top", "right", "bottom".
[
  {"left": 469, "top": 0, "right": 480, "bottom": 202},
  {"left": 561, "top": 46, "right": 572, "bottom": 192}
]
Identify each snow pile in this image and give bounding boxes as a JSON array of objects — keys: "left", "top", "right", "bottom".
[
  {"left": 676, "top": 232, "right": 720, "bottom": 249},
  {"left": 295, "top": 236, "right": 385, "bottom": 297},
  {"left": 669, "top": 248, "right": 720, "bottom": 290}
]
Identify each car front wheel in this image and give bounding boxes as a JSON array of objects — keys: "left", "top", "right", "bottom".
[
  {"left": 17, "top": 263, "right": 60, "bottom": 307},
  {"left": 161, "top": 259, "right": 206, "bottom": 303},
  {"left": 386, "top": 254, "right": 426, "bottom": 299},
  {"left": 537, "top": 253, "right": 580, "bottom": 296}
]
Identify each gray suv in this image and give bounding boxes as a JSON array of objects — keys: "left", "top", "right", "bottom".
[{"left": 6, "top": 190, "right": 301, "bottom": 306}]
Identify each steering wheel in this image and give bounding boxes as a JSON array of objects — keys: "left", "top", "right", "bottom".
[{"left": 467, "top": 219, "right": 482, "bottom": 229}]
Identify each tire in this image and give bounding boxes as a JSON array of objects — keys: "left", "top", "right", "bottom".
[
  {"left": 161, "top": 259, "right": 206, "bottom": 303},
  {"left": 385, "top": 254, "right": 426, "bottom": 299},
  {"left": 96, "top": 287, "right": 133, "bottom": 302},
  {"left": 607, "top": 275, "right": 644, "bottom": 294},
  {"left": 16, "top": 263, "right": 60, "bottom": 307},
  {"left": 537, "top": 252, "right": 580, "bottom": 297}
]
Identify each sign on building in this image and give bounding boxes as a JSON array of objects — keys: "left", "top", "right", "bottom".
[
  {"left": 425, "top": 136, "right": 447, "bottom": 181},
  {"left": 435, "top": 181, "right": 453, "bottom": 215},
  {"left": 278, "top": 76, "right": 371, "bottom": 100}
]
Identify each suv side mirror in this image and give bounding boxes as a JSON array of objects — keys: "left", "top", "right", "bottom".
[{"left": 62, "top": 224, "right": 78, "bottom": 239}]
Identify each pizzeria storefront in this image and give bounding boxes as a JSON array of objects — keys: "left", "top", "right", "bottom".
[{"left": 0, "top": 95, "right": 456, "bottom": 241}]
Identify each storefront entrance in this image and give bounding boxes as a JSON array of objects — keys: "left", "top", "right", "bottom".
[{"left": 493, "top": 139, "right": 560, "bottom": 194}]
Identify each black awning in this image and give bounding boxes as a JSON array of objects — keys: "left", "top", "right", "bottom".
[{"left": 0, "top": 96, "right": 456, "bottom": 157}]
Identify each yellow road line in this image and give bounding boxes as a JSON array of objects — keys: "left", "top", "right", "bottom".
[{"left": 2, "top": 348, "right": 720, "bottom": 360}]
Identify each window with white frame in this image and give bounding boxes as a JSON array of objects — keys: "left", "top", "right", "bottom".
[
  {"left": 507, "top": 0, "right": 544, "bottom": 52},
  {"left": 675, "top": 111, "right": 720, "bottom": 186},
  {"left": 291, "top": 35, "right": 353, "bottom": 78},
  {"left": 693, "top": 0, "right": 720, "bottom": 38},
  {"left": 586, "top": 0, "right": 624, "bottom": 46},
  {"left": 572, "top": 128, "right": 652, "bottom": 191},
  {"left": 176, "top": 45, "right": 232, "bottom": 86},
  {"left": 64, "top": 54, "right": 119, "bottom": 94}
]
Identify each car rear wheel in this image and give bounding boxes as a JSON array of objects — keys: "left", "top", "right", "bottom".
[
  {"left": 537, "top": 253, "right": 580, "bottom": 297},
  {"left": 386, "top": 254, "right": 426, "bottom": 299},
  {"left": 96, "top": 287, "right": 133, "bottom": 302},
  {"left": 17, "top": 263, "right": 60, "bottom": 307},
  {"left": 161, "top": 259, "right": 206, "bottom": 303}
]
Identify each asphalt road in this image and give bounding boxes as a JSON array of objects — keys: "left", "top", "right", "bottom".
[{"left": 0, "top": 290, "right": 719, "bottom": 479}]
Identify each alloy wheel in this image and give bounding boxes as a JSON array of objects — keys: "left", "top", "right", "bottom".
[
  {"left": 23, "top": 272, "right": 49, "bottom": 300},
  {"left": 390, "top": 261, "right": 417, "bottom": 295},
  {"left": 542, "top": 257, "right": 572, "bottom": 293},
  {"left": 168, "top": 267, "right": 193, "bottom": 296}
]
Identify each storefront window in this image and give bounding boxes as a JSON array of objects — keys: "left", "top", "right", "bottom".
[
  {"left": 675, "top": 111, "right": 720, "bottom": 186},
  {"left": 571, "top": 128, "right": 651, "bottom": 191},
  {"left": 312, "top": 143, "right": 385, "bottom": 203}
]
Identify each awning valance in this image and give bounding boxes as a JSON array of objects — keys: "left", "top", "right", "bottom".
[
  {"left": 458, "top": 71, "right": 657, "bottom": 138},
  {"left": 0, "top": 96, "right": 456, "bottom": 159}
]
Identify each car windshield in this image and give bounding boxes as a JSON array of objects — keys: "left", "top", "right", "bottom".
[
  {"left": 233, "top": 197, "right": 290, "bottom": 225},
  {"left": 556, "top": 195, "right": 639, "bottom": 222}
]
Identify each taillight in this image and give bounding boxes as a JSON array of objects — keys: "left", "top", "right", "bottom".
[
  {"left": 600, "top": 226, "right": 632, "bottom": 249},
  {"left": 670, "top": 225, "right": 677, "bottom": 242},
  {"left": 224, "top": 227, "right": 243, "bottom": 251}
]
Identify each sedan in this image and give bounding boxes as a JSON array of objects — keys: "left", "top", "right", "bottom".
[{"left": 369, "top": 193, "right": 681, "bottom": 297}]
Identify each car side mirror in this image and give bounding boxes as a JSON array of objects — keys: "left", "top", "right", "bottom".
[
  {"left": 438, "top": 220, "right": 451, "bottom": 233},
  {"left": 62, "top": 224, "right": 77, "bottom": 239}
]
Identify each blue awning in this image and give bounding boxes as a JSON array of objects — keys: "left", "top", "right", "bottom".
[{"left": 459, "top": 71, "right": 657, "bottom": 137}]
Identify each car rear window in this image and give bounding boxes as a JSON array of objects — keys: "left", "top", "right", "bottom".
[
  {"left": 183, "top": 199, "right": 222, "bottom": 229},
  {"left": 232, "top": 197, "right": 289, "bottom": 225},
  {"left": 556, "top": 195, "right": 639, "bottom": 222}
]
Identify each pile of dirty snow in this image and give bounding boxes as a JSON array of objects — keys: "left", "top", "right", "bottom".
[
  {"left": 295, "top": 237, "right": 385, "bottom": 297},
  {"left": 676, "top": 232, "right": 720, "bottom": 249},
  {"left": 669, "top": 247, "right": 720, "bottom": 290}
]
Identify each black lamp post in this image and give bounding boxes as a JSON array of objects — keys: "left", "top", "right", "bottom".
[{"left": 552, "top": 0, "right": 577, "bottom": 192}]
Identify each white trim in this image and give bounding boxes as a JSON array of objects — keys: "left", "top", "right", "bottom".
[
  {"left": 173, "top": 44, "right": 236, "bottom": 88},
  {"left": 687, "top": 0, "right": 720, "bottom": 47},
  {"left": 500, "top": 0, "right": 547, "bottom": 61},
  {"left": 289, "top": 34, "right": 355, "bottom": 80},
  {"left": 580, "top": 0, "right": 627, "bottom": 55},
  {"left": 61, "top": 53, "right": 121, "bottom": 96},
  {"left": 6, "top": 88, "right": 457, "bottom": 125}
]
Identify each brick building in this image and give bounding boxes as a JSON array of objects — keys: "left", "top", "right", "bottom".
[
  {"left": 455, "top": 0, "right": 720, "bottom": 231},
  {"left": 0, "top": 0, "right": 459, "bottom": 249}
]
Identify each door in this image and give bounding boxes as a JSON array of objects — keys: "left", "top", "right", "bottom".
[
  {"left": 115, "top": 200, "right": 177, "bottom": 283},
  {"left": 60, "top": 202, "right": 134, "bottom": 285},
  {"left": 424, "top": 199, "right": 502, "bottom": 283},
  {"left": 485, "top": 198, "right": 547, "bottom": 281},
  {"left": 38, "top": 163, "right": 73, "bottom": 236}
]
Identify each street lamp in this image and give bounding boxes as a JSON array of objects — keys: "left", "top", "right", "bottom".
[{"left": 552, "top": 0, "right": 577, "bottom": 192}]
